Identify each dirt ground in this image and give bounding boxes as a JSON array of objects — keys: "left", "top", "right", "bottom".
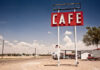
[{"left": 0, "top": 56, "right": 100, "bottom": 70}]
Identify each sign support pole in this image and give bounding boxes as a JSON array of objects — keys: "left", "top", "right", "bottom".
[
  {"left": 74, "top": 9, "right": 78, "bottom": 66},
  {"left": 57, "top": 10, "right": 60, "bottom": 66}
]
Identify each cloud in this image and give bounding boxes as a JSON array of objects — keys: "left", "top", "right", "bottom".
[
  {"left": 77, "top": 40, "right": 96, "bottom": 50},
  {"left": 64, "top": 36, "right": 72, "bottom": 43},
  {"left": 0, "top": 32, "right": 98, "bottom": 54},
  {"left": 5, "top": 40, "right": 14, "bottom": 47},
  {"left": 65, "top": 31, "right": 72, "bottom": 35},
  {"left": 0, "top": 37, "right": 55, "bottom": 54},
  {"left": 17, "top": 42, "right": 32, "bottom": 47},
  {"left": 0, "top": 35, "right": 3, "bottom": 45},
  {"left": 13, "top": 40, "right": 18, "bottom": 43},
  {"left": 63, "top": 30, "right": 97, "bottom": 50},
  {"left": 63, "top": 31, "right": 74, "bottom": 48},
  {"left": 0, "top": 35, "right": 57, "bottom": 54},
  {"left": 48, "top": 31, "right": 52, "bottom": 34},
  {"left": 0, "top": 35, "right": 3, "bottom": 40},
  {"left": 32, "top": 40, "right": 40, "bottom": 47}
]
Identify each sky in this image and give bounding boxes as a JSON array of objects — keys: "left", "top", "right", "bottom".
[{"left": 0, "top": 0, "right": 100, "bottom": 54}]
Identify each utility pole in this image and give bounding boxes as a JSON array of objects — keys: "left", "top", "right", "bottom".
[
  {"left": 2, "top": 40, "right": 4, "bottom": 59},
  {"left": 35, "top": 48, "right": 36, "bottom": 56}
]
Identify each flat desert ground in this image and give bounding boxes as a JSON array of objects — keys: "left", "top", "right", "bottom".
[{"left": 0, "top": 56, "right": 100, "bottom": 70}]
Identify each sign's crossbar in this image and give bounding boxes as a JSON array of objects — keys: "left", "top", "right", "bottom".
[
  {"left": 53, "top": 3, "right": 80, "bottom": 6},
  {"left": 53, "top": 7, "right": 80, "bottom": 11},
  {"left": 53, "top": 3, "right": 81, "bottom": 11}
]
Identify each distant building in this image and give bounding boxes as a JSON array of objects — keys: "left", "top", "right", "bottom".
[
  {"left": 61, "top": 50, "right": 81, "bottom": 59},
  {"left": 81, "top": 52, "right": 90, "bottom": 59},
  {"left": 92, "top": 48, "right": 100, "bottom": 58},
  {"left": 80, "top": 48, "right": 100, "bottom": 60},
  {"left": 61, "top": 48, "right": 100, "bottom": 60}
]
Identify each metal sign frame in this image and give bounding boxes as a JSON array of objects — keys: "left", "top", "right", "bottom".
[{"left": 52, "top": 3, "right": 82, "bottom": 66}]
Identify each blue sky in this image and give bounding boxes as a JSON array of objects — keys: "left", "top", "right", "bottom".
[{"left": 0, "top": 0, "right": 100, "bottom": 44}]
